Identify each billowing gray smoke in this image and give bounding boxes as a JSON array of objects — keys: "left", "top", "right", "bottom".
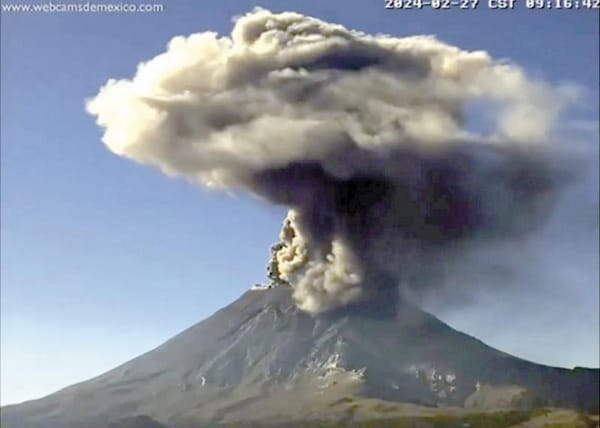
[{"left": 87, "top": 8, "right": 578, "bottom": 313}]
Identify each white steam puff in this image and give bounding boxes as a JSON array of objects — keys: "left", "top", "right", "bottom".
[
  {"left": 87, "top": 8, "right": 577, "bottom": 313},
  {"left": 274, "top": 210, "right": 362, "bottom": 313}
]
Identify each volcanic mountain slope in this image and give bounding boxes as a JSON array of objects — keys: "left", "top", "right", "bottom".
[{"left": 2, "top": 285, "right": 598, "bottom": 428}]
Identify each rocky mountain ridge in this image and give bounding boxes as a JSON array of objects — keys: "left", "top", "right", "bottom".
[{"left": 2, "top": 285, "right": 597, "bottom": 427}]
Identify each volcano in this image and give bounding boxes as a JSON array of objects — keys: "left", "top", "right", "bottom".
[{"left": 2, "top": 285, "right": 598, "bottom": 427}]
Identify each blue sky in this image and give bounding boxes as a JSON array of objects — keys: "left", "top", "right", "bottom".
[{"left": 1, "top": 0, "right": 598, "bottom": 405}]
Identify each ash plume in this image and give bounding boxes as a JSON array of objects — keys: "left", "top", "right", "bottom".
[{"left": 87, "top": 8, "right": 579, "bottom": 314}]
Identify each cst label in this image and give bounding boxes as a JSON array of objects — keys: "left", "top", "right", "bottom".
[{"left": 488, "top": 0, "right": 516, "bottom": 7}]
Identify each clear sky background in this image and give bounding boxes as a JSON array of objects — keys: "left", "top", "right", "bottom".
[{"left": 1, "top": 0, "right": 598, "bottom": 406}]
